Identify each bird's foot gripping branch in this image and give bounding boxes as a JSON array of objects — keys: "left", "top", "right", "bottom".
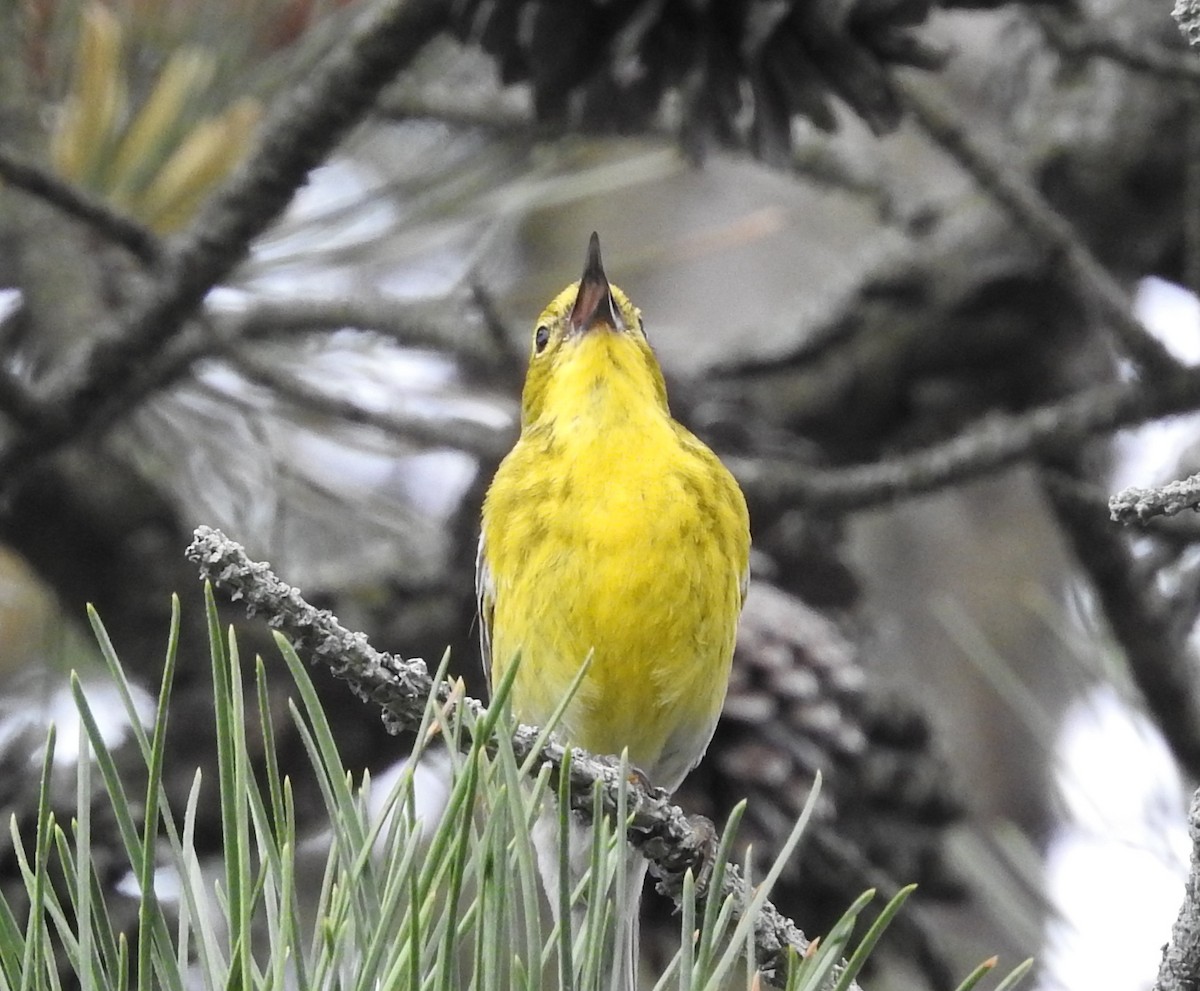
[{"left": 186, "top": 525, "right": 836, "bottom": 987}]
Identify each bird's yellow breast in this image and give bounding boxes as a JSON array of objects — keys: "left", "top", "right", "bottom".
[{"left": 481, "top": 332, "right": 749, "bottom": 788}]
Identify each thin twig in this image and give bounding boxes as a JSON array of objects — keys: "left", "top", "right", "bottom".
[
  {"left": 1111, "top": 472, "right": 1200, "bottom": 524},
  {"left": 185, "top": 525, "right": 822, "bottom": 987},
  {"left": 898, "top": 77, "right": 1180, "bottom": 379},
  {"left": 0, "top": 0, "right": 452, "bottom": 493},
  {"left": 377, "top": 85, "right": 536, "bottom": 132},
  {"left": 220, "top": 293, "right": 507, "bottom": 366},
  {"left": 0, "top": 148, "right": 162, "bottom": 266},
  {"left": 470, "top": 281, "right": 526, "bottom": 386},
  {"left": 232, "top": 353, "right": 513, "bottom": 457},
  {"left": 732, "top": 365, "right": 1200, "bottom": 512}
]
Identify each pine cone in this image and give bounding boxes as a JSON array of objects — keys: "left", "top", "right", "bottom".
[
  {"left": 664, "top": 581, "right": 963, "bottom": 949},
  {"left": 453, "top": 0, "right": 949, "bottom": 161}
]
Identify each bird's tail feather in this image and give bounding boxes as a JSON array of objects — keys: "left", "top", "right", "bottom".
[{"left": 533, "top": 808, "right": 648, "bottom": 991}]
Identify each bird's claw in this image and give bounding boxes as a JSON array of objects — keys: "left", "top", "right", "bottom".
[{"left": 687, "top": 813, "right": 719, "bottom": 897}]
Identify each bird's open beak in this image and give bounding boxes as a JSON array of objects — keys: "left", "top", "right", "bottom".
[{"left": 569, "top": 232, "right": 625, "bottom": 334}]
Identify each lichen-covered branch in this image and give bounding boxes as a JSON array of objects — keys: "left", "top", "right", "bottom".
[
  {"left": 1111, "top": 472, "right": 1200, "bottom": 524},
  {"left": 1174, "top": 0, "right": 1200, "bottom": 49},
  {"left": 1155, "top": 789, "right": 1200, "bottom": 991},
  {"left": 184, "top": 525, "right": 821, "bottom": 987}
]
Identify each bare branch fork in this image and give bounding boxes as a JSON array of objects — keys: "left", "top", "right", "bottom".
[{"left": 185, "top": 525, "right": 816, "bottom": 986}]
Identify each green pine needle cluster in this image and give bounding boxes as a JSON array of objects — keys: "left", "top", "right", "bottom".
[{"left": 0, "top": 587, "right": 1032, "bottom": 991}]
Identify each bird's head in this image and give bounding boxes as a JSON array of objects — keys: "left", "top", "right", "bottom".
[{"left": 519, "top": 232, "right": 669, "bottom": 428}]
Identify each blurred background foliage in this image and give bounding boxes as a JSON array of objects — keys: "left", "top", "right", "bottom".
[{"left": 0, "top": 0, "right": 1197, "bottom": 987}]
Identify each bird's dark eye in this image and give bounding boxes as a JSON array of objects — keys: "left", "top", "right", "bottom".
[{"left": 534, "top": 325, "right": 550, "bottom": 353}]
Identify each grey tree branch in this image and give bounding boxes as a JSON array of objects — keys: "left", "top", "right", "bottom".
[
  {"left": 0, "top": 0, "right": 452, "bottom": 492},
  {"left": 184, "top": 525, "right": 822, "bottom": 988},
  {"left": 1155, "top": 789, "right": 1200, "bottom": 991},
  {"left": 1111, "top": 472, "right": 1200, "bottom": 524},
  {"left": 732, "top": 365, "right": 1200, "bottom": 512},
  {"left": 897, "top": 76, "right": 1180, "bottom": 379}
]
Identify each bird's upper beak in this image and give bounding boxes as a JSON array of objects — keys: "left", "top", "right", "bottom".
[{"left": 569, "top": 232, "right": 625, "bottom": 334}]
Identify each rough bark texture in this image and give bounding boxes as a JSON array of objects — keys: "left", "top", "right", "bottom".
[{"left": 1156, "top": 790, "right": 1200, "bottom": 991}]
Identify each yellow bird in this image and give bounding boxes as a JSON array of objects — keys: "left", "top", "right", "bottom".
[{"left": 477, "top": 232, "right": 750, "bottom": 988}]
